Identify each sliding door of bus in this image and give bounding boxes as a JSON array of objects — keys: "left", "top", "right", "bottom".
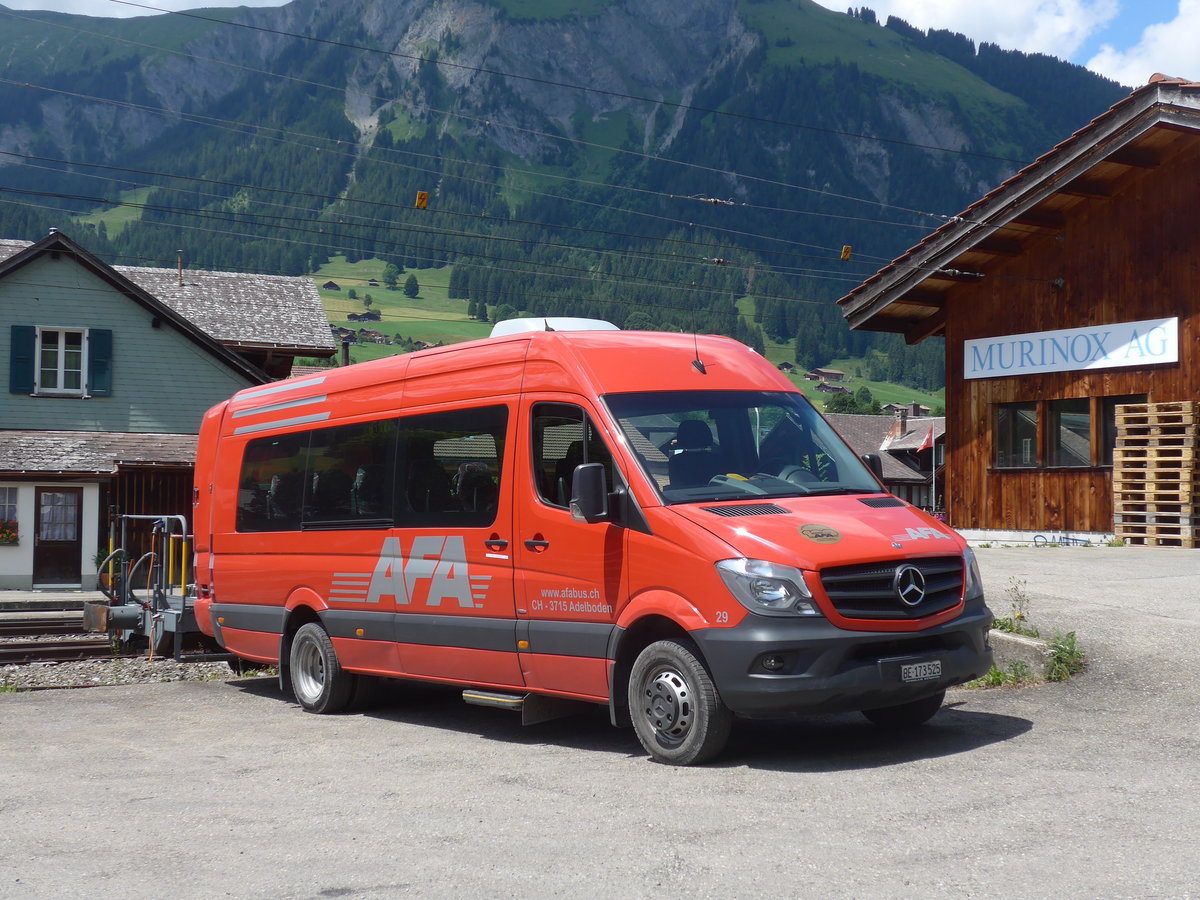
[
  {"left": 387, "top": 403, "right": 522, "bottom": 688},
  {"left": 513, "top": 398, "right": 624, "bottom": 700}
]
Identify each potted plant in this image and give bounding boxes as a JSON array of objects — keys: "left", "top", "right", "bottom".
[
  {"left": 0, "top": 520, "right": 17, "bottom": 546},
  {"left": 93, "top": 547, "right": 113, "bottom": 588}
]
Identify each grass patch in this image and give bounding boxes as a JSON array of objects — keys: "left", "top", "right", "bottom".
[
  {"left": 969, "top": 661, "right": 1035, "bottom": 688},
  {"left": 314, "top": 256, "right": 492, "bottom": 363},
  {"left": 737, "top": 0, "right": 1022, "bottom": 113},
  {"left": 991, "top": 577, "right": 1039, "bottom": 638},
  {"left": 737, "top": 296, "right": 945, "bottom": 413},
  {"left": 73, "top": 186, "right": 153, "bottom": 238},
  {"left": 1045, "top": 631, "right": 1085, "bottom": 682}
]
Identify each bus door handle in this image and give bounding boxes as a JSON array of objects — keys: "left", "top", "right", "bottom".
[
  {"left": 524, "top": 537, "right": 550, "bottom": 552},
  {"left": 485, "top": 537, "right": 509, "bottom": 552}
]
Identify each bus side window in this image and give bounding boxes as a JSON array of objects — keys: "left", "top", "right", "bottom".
[
  {"left": 395, "top": 405, "right": 508, "bottom": 528},
  {"left": 237, "top": 435, "right": 307, "bottom": 532},
  {"left": 531, "top": 403, "right": 615, "bottom": 509}
]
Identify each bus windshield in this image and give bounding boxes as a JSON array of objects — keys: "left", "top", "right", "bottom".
[{"left": 604, "top": 390, "right": 881, "bottom": 504}]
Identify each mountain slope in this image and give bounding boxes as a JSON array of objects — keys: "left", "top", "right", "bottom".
[{"left": 0, "top": 0, "right": 1127, "bottom": 387}]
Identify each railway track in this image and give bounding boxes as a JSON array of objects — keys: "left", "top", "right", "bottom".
[
  {"left": 0, "top": 616, "right": 87, "bottom": 638},
  {"left": 0, "top": 636, "right": 136, "bottom": 665}
]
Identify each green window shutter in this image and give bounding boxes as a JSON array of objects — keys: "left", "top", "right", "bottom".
[
  {"left": 88, "top": 328, "right": 113, "bottom": 397},
  {"left": 9, "top": 325, "right": 35, "bottom": 394}
]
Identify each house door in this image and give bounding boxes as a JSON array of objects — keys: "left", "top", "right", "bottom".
[{"left": 33, "top": 487, "right": 83, "bottom": 587}]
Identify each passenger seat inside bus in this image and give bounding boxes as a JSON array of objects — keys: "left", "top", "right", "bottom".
[
  {"left": 406, "top": 439, "right": 454, "bottom": 513},
  {"left": 667, "top": 420, "right": 721, "bottom": 487}
]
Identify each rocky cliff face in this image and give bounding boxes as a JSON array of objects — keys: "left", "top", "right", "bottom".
[{"left": 0, "top": 0, "right": 1124, "bottom": 280}]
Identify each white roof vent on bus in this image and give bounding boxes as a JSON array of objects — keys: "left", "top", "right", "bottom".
[{"left": 490, "top": 317, "right": 619, "bottom": 337}]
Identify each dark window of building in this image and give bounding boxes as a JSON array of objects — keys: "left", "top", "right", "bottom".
[
  {"left": 1100, "top": 394, "right": 1148, "bottom": 466},
  {"left": 1047, "top": 398, "right": 1092, "bottom": 467},
  {"left": 995, "top": 402, "right": 1038, "bottom": 468}
]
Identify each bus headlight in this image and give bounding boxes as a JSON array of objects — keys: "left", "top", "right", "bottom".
[
  {"left": 963, "top": 546, "right": 984, "bottom": 600},
  {"left": 716, "top": 558, "right": 822, "bottom": 617}
]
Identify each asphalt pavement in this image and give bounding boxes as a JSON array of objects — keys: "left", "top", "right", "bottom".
[{"left": 1, "top": 546, "right": 1197, "bottom": 899}]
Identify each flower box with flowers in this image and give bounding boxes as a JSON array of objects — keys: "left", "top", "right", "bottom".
[{"left": 0, "top": 521, "right": 17, "bottom": 546}]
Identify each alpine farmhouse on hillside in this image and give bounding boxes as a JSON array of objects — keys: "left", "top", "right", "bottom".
[{"left": 0, "top": 230, "right": 335, "bottom": 589}]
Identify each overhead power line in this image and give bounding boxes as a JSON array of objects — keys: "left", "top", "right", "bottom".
[
  {"left": 111, "top": 0, "right": 1028, "bottom": 166},
  {"left": 0, "top": 6, "right": 990, "bottom": 230}
]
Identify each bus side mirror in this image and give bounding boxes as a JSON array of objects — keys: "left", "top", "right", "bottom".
[
  {"left": 862, "top": 453, "right": 884, "bottom": 481},
  {"left": 570, "top": 463, "right": 609, "bottom": 524}
]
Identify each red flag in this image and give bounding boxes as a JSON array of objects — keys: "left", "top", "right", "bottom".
[{"left": 918, "top": 424, "right": 935, "bottom": 453}]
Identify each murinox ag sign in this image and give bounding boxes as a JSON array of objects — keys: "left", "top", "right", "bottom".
[{"left": 964, "top": 317, "right": 1178, "bottom": 380}]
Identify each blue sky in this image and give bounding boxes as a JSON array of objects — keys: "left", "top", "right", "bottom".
[{"left": 4, "top": 0, "right": 1196, "bottom": 87}]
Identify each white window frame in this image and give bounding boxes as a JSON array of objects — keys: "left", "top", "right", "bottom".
[
  {"left": 0, "top": 486, "right": 17, "bottom": 522},
  {"left": 35, "top": 327, "right": 89, "bottom": 397}
]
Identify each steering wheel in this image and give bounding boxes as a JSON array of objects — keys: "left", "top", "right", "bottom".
[{"left": 778, "top": 465, "right": 818, "bottom": 485}]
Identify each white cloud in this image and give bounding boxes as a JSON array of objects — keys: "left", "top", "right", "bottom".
[
  {"left": 1086, "top": 1, "right": 1200, "bottom": 86},
  {"left": 817, "top": 0, "right": 1119, "bottom": 59}
]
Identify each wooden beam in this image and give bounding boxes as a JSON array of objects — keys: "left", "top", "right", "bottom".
[
  {"left": 899, "top": 290, "right": 946, "bottom": 309},
  {"left": 972, "top": 237, "right": 1024, "bottom": 256},
  {"left": 927, "top": 268, "right": 985, "bottom": 283},
  {"left": 905, "top": 308, "right": 946, "bottom": 345},
  {"left": 1106, "top": 146, "right": 1160, "bottom": 169},
  {"left": 1056, "top": 178, "right": 1111, "bottom": 199},
  {"left": 1009, "top": 208, "right": 1066, "bottom": 231}
]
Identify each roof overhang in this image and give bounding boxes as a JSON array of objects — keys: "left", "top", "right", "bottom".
[
  {"left": 838, "top": 77, "right": 1200, "bottom": 343},
  {"left": 0, "top": 231, "right": 271, "bottom": 385}
]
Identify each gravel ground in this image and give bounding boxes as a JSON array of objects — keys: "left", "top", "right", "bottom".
[{"left": 0, "top": 654, "right": 248, "bottom": 690}]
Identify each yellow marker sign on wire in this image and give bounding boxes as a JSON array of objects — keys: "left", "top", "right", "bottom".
[
  {"left": 415, "top": 190, "right": 429, "bottom": 209},
  {"left": 840, "top": 245, "right": 853, "bottom": 261}
]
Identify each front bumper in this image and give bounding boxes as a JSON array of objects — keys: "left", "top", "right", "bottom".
[{"left": 691, "top": 597, "right": 993, "bottom": 717}]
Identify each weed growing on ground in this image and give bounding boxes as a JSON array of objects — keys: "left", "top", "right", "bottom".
[
  {"left": 1045, "top": 631, "right": 1085, "bottom": 681},
  {"left": 968, "top": 661, "right": 1035, "bottom": 688},
  {"left": 0, "top": 678, "right": 18, "bottom": 693},
  {"left": 992, "top": 577, "right": 1040, "bottom": 637}
]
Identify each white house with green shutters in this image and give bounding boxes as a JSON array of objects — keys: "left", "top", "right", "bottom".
[{"left": 0, "top": 230, "right": 335, "bottom": 589}]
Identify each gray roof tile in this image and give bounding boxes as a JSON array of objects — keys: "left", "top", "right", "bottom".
[
  {"left": 0, "top": 430, "right": 197, "bottom": 474},
  {"left": 0, "top": 238, "right": 333, "bottom": 351},
  {"left": 116, "top": 266, "right": 335, "bottom": 351}
]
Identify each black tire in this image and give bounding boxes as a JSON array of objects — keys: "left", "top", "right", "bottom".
[
  {"left": 628, "top": 639, "right": 732, "bottom": 765},
  {"left": 861, "top": 689, "right": 946, "bottom": 728},
  {"left": 289, "top": 622, "right": 355, "bottom": 714}
]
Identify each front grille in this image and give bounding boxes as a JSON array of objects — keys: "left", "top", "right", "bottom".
[
  {"left": 819, "top": 556, "right": 963, "bottom": 619},
  {"left": 701, "top": 503, "right": 789, "bottom": 517}
]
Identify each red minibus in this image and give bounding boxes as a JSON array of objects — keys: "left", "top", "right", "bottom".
[{"left": 192, "top": 319, "right": 991, "bottom": 764}]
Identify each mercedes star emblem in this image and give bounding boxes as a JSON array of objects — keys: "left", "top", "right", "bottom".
[{"left": 893, "top": 564, "right": 927, "bottom": 607}]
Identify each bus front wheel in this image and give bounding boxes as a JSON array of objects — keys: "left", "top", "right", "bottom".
[
  {"left": 628, "top": 639, "right": 732, "bottom": 766},
  {"left": 290, "top": 622, "right": 355, "bottom": 714}
]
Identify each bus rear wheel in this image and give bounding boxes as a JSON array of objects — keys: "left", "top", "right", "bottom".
[
  {"left": 629, "top": 639, "right": 732, "bottom": 766},
  {"left": 290, "top": 622, "right": 355, "bottom": 714}
]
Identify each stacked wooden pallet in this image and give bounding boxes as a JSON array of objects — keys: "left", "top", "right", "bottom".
[{"left": 1113, "top": 401, "right": 1200, "bottom": 547}]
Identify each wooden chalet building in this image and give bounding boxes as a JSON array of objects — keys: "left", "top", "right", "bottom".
[
  {"left": 839, "top": 76, "right": 1200, "bottom": 538},
  {"left": 0, "top": 231, "right": 335, "bottom": 589}
]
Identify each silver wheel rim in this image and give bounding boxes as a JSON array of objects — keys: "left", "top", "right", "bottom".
[
  {"left": 641, "top": 665, "right": 693, "bottom": 745},
  {"left": 293, "top": 635, "right": 325, "bottom": 704}
]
